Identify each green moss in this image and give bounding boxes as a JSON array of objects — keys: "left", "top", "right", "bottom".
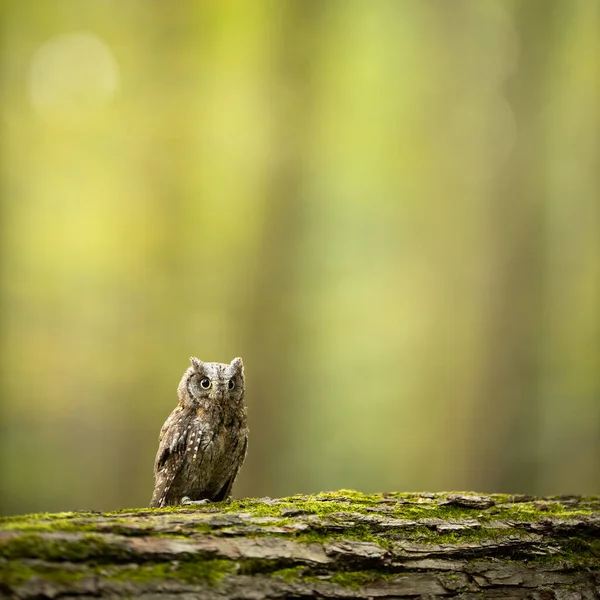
[
  {"left": 392, "top": 504, "right": 472, "bottom": 521},
  {"left": 329, "top": 569, "right": 394, "bottom": 589},
  {"left": 429, "top": 527, "right": 526, "bottom": 545},
  {"left": 489, "top": 502, "right": 593, "bottom": 522},
  {"left": 0, "top": 511, "right": 92, "bottom": 525},
  {"left": 235, "top": 558, "right": 290, "bottom": 577},
  {"left": 0, "top": 561, "right": 86, "bottom": 586},
  {"left": 0, "top": 562, "right": 41, "bottom": 587},
  {"left": 221, "top": 490, "right": 592, "bottom": 525},
  {"left": 220, "top": 489, "right": 421, "bottom": 519},
  {"left": 527, "top": 536, "right": 600, "bottom": 569},
  {"left": 0, "top": 558, "right": 234, "bottom": 588},
  {"left": 107, "top": 505, "right": 201, "bottom": 516},
  {"left": 271, "top": 564, "right": 398, "bottom": 591},
  {"left": 0, "top": 514, "right": 215, "bottom": 539},
  {"left": 106, "top": 559, "right": 234, "bottom": 585},
  {"left": 270, "top": 566, "right": 306, "bottom": 583},
  {"left": 315, "top": 489, "right": 389, "bottom": 504},
  {"left": 1, "top": 517, "right": 125, "bottom": 535},
  {"left": 0, "top": 512, "right": 101, "bottom": 533},
  {"left": 2, "top": 491, "right": 594, "bottom": 533},
  {"left": 219, "top": 490, "right": 482, "bottom": 523},
  {"left": 0, "top": 533, "right": 132, "bottom": 562},
  {"left": 291, "top": 522, "right": 393, "bottom": 550},
  {"left": 222, "top": 498, "right": 357, "bottom": 519},
  {"left": 0, "top": 521, "right": 58, "bottom": 533}
]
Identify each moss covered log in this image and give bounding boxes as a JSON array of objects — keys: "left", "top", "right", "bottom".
[{"left": 0, "top": 491, "right": 599, "bottom": 599}]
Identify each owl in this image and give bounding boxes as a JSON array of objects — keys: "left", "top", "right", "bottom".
[{"left": 149, "top": 357, "right": 248, "bottom": 508}]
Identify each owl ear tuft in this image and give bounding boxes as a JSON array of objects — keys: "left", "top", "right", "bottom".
[
  {"left": 190, "top": 357, "right": 203, "bottom": 370},
  {"left": 230, "top": 357, "right": 244, "bottom": 373}
]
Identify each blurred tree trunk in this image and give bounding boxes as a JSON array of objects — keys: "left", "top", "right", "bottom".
[
  {"left": 113, "top": 3, "right": 205, "bottom": 506},
  {"left": 239, "top": 1, "right": 321, "bottom": 494},
  {"left": 0, "top": 10, "right": 7, "bottom": 516},
  {"left": 470, "top": 0, "right": 562, "bottom": 493}
]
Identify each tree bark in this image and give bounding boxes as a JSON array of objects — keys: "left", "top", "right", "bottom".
[{"left": 0, "top": 491, "right": 598, "bottom": 599}]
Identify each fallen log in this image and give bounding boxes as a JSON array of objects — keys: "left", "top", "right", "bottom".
[{"left": 0, "top": 491, "right": 599, "bottom": 598}]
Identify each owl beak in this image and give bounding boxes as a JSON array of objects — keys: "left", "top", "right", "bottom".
[{"left": 212, "top": 384, "right": 226, "bottom": 401}]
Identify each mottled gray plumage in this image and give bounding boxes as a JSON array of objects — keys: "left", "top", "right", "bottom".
[{"left": 149, "top": 357, "right": 248, "bottom": 508}]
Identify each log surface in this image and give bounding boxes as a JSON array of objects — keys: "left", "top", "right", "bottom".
[{"left": 0, "top": 491, "right": 599, "bottom": 599}]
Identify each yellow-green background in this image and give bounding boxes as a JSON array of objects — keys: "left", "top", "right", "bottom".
[{"left": 1, "top": 1, "right": 598, "bottom": 515}]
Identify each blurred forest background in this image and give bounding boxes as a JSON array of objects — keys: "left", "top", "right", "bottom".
[{"left": 0, "top": 0, "right": 599, "bottom": 516}]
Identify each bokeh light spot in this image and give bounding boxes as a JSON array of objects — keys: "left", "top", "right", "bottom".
[{"left": 28, "top": 32, "right": 120, "bottom": 123}]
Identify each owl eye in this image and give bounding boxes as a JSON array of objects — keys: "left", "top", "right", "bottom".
[
  {"left": 199, "top": 377, "right": 211, "bottom": 389},
  {"left": 228, "top": 379, "right": 235, "bottom": 390}
]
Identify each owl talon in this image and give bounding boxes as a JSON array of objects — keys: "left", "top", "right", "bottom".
[{"left": 181, "top": 497, "right": 211, "bottom": 506}]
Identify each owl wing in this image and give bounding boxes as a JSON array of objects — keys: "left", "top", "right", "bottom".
[
  {"left": 150, "top": 408, "right": 193, "bottom": 507},
  {"left": 213, "top": 431, "right": 248, "bottom": 501}
]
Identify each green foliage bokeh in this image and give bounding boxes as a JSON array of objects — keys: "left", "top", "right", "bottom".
[{"left": 0, "top": 0, "right": 598, "bottom": 514}]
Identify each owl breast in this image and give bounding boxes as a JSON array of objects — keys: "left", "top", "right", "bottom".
[{"left": 168, "top": 412, "right": 247, "bottom": 503}]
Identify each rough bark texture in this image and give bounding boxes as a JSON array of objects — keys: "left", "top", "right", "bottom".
[{"left": 0, "top": 491, "right": 599, "bottom": 599}]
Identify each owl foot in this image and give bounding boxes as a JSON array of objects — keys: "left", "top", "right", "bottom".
[{"left": 181, "top": 496, "right": 211, "bottom": 506}]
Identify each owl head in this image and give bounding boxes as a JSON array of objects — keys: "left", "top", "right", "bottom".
[{"left": 177, "top": 357, "right": 245, "bottom": 409}]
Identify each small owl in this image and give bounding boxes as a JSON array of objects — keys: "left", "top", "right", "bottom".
[{"left": 149, "top": 357, "right": 248, "bottom": 508}]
